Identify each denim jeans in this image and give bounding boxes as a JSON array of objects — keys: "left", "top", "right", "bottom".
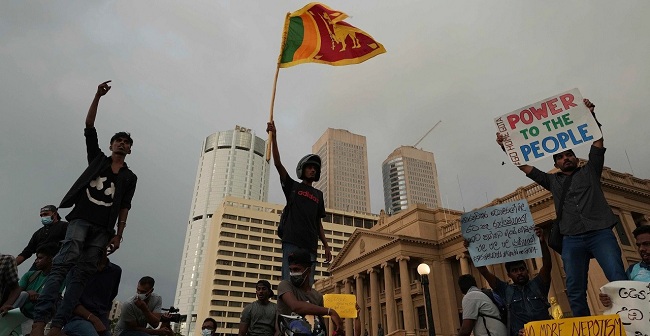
[
  {"left": 63, "top": 319, "right": 110, "bottom": 336},
  {"left": 32, "top": 219, "right": 112, "bottom": 327},
  {"left": 561, "top": 228, "right": 626, "bottom": 317},
  {"left": 281, "top": 242, "right": 317, "bottom": 284}
]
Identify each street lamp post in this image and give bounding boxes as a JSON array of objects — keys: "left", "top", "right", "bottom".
[{"left": 417, "top": 263, "right": 436, "bottom": 336}]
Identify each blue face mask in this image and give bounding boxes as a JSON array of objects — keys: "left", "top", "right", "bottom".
[{"left": 41, "top": 216, "right": 53, "bottom": 225}]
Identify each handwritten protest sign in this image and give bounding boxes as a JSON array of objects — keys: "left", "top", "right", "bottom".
[
  {"left": 461, "top": 200, "right": 541, "bottom": 267},
  {"left": 523, "top": 315, "right": 627, "bottom": 336},
  {"left": 602, "top": 281, "right": 650, "bottom": 336},
  {"left": 494, "top": 88, "right": 602, "bottom": 166},
  {"left": 323, "top": 294, "right": 357, "bottom": 318}
]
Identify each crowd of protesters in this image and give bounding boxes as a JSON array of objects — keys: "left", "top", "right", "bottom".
[{"left": 1, "top": 86, "right": 647, "bottom": 336}]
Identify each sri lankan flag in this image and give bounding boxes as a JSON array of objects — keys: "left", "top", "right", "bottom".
[{"left": 279, "top": 3, "right": 386, "bottom": 68}]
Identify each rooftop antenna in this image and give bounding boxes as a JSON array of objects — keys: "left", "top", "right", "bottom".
[
  {"left": 625, "top": 150, "right": 635, "bottom": 175},
  {"left": 457, "top": 174, "right": 466, "bottom": 212},
  {"left": 413, "top": 120, "right": 442, "bottom": 147}
]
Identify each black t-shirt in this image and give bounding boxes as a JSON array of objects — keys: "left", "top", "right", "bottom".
[
  {"left": 67, "top": 166, "right": 117, "bottom": 227},
  {"left": 281, "top": 176, "right": 325, "bottom": 253}
]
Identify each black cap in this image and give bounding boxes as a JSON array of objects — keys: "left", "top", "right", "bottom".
[
  {"left": 288, "top": 249, "right": 314, "bottom": 267},
  {"left": 256, "top": 280, "right": 274, "bottom": 296},
  {"left": 40, "top": 205, "right": 57, "bottom": 213}
]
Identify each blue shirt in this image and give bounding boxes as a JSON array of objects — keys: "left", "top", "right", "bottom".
[{"left": 494, "top": 276, "right": 551, "bottom": 336}]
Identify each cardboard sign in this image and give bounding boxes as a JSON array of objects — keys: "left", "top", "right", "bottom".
[
  {"left": 601, "top": 281, "right": 650, "bottom": 336},
  {"left": 323, "top": 294, "right": 358, "bottom": 318},
  {"left": 523, "top": 315, "right": 627, "bottom": 336},
  {"left": 495, "top": 88, "right": 602, "bottom": 166},
  {"left": 461, "top": 200, "right": 541, "bottom": 267}
]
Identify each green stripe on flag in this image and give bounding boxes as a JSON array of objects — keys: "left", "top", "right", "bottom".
[{"left": 281, "top": 16, "right": 304, "bottom": 64}]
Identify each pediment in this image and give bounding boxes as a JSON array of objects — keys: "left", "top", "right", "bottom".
[{"left": 329, "top": 229, "right": 397, "bottom": 270}]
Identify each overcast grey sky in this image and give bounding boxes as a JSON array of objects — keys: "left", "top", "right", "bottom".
[{"left": 1, "top": 0, "right": 649, "bottom": 307}]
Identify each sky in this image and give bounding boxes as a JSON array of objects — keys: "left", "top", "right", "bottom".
[{"left": 1, "top": 0, "right": 649, "bottom": 309}]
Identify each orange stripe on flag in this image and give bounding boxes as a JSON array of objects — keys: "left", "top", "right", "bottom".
[{"left": 293, "top": 12, "right": 320, "bottom": 61}]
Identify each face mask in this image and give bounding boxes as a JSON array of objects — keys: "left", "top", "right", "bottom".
[
  {"left": 202, "top": 329, "right": 213, "bottom": 336},
  {"left": 290, "top": 269, "right": 308, "bottom": 287},
  {"left": 136, "top": 293, "right": 149, "bottom": 301},
  {"left": 41, "top": 216, "right": 53, "bottom": 225}
]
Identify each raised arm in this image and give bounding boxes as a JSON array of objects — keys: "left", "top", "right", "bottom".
[
  {"left": 496, "top": 133, "right": 534, "bottom": 174},
  {"left": 266, "top": 121, "right": 289, "bottom": 182},
  {"left": 86, "top": 80, "right": 111, "bottom": 128},
  {"left": 583, "top": 99, "right": 603, "bottom": 148},
  {"left": 463, "top": 239, "right": 498, "bottom": 289}
]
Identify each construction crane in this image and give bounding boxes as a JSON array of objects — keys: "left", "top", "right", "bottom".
[{"left": 413, "top": 120, "right": 442, "bottom": 147}]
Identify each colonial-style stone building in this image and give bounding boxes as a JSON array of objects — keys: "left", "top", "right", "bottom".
[{"left": 316, "top": 165, "right": 650, "bottom": 336}]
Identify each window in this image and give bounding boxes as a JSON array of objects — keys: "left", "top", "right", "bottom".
[{"left": 211, "top": 300, "right": 227, "bottom": 306}]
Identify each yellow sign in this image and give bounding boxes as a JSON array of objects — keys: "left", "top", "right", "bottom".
[
  {"left": 323, "top": 294, "right": 357, "bottom": 318},
  {"left": 523, "top": 315, "right": 627, "bottom": 336}
]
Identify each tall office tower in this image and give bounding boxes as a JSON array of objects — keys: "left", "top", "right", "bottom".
[
  {"left": 194, "top": 196, "right": 378, "bottom": 336},
  {"left": 174, "top": 125, "right": 269, "bottom": 336},
  {"left": 382, "top": 146, "right": 441, "bottom": 215},
  {"left": 312, "top": 128, "right": 371, "bottom": 213}
]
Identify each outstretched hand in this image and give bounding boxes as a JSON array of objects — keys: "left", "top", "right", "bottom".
[{"left": 96, "top": 80, "right": 112, "bottom": 97}]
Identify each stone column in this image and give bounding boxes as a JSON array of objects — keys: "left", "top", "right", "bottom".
[
  {"left": 344, "top": 279, "right": 353, "bottom": 336},
  {"left": 457, "top": 253, "right": 470, "bottom": 275},
  {"left": 432, "top": 259, "right": 453, "bottom": 335},
  {"left": 381, "top": 262, "right": 397, "bottom": 333},
  {"left": 368, "top": 268, "right": 381, "bottom": 336},
  {"left": 397, "top": 256, "right": 416, "bottom": 336},
  {"left": 355, "top": 274, "right": 366, "bottom": 336}
]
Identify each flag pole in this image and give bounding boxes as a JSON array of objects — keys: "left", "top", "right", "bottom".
[
  {"left": 266, "top": 12, "right": 291, "bottom": 162},
  {"left": 266, "top": 65, "right": 280, "bottom": 162}
]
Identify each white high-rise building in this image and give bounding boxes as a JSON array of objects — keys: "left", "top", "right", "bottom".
[
  {"left": 174, "top": 126, "right": 269, "bottom": 336},
  {"left": 195, "top": 196, "right": 378, "bottom": 336},
  {"left": 382, "top": 146, "right": 441, "bottom": 214}
]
